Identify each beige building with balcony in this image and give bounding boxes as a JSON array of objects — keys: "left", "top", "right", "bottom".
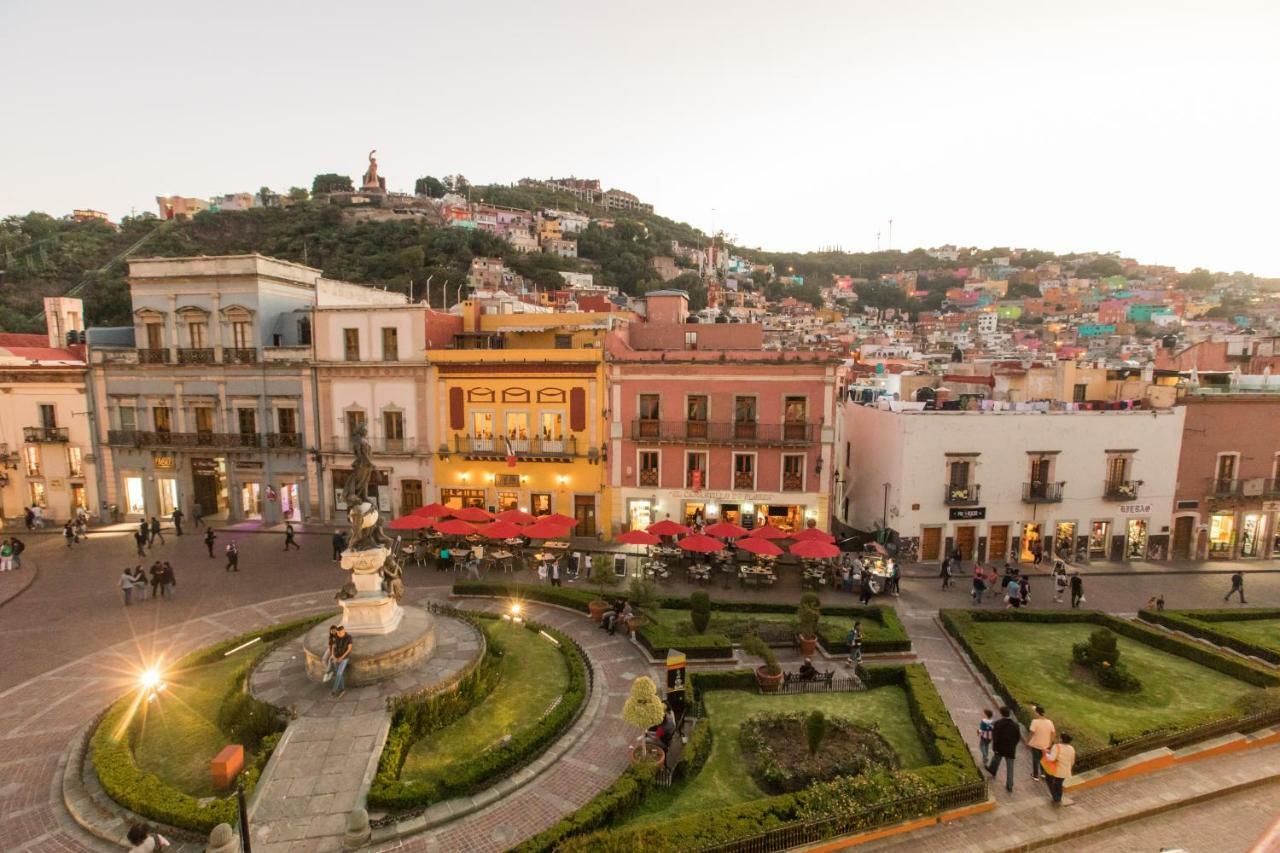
[{"left": 87, "top": 254, "right": 403, "bottom": 523}]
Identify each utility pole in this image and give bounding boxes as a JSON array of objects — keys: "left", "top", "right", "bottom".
[{"left": 888, "top": 219, "right": 894, "bottom": 251}]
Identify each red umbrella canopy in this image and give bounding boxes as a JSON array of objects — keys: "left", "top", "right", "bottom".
[
  {"left": 737, "top": 536, "right": 783, "bottom": 557},
  {"left": 524, "top": 519, "right": 574, "bottom": 539},
  {"left": 412, "top": 503, "right": 452, "bottom": 519},
  {"left": 704, "top": 521, "right": 748, "bottom": 539},
  {"left": 792, "top": 528, "right": 836, "bottom": 543},
  {"left": 617, "top": 529, "right": 661, "bottom": 546},
  {"left": 677, "top": 533, "right": 725, "bottom": 553},
  {"left": 496, "top": 508, "right": 535, "bottom": 524},
  {"left": 790, "top": 540, "right": 841, "bottom": 559},
  {"left": 647, "top": 519, "right": 691, "bottom": 537},
  {"left": 436, "top": 519, "right": 479, "bottom": 536},
  {"left": 747, "top": 525, "right": 787, "bottom": 540},
  {"left": 478, "top": 520, "right": 525, "bottom": 539},
  {"left": 453, "top": 506, "right": 495, "bottom": 523},
  {"left": 536, "top": 513, "right": 578, "bottom": 527},
  {"left": 388, "top": 514, "right": 433, "bottom": 530}
]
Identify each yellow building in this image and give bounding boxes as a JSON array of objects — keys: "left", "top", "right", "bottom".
[{"left": 425, "top": 307, "right": 620, "bottom": 537}]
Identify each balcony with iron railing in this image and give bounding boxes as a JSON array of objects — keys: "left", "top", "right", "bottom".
[
  {"left": 1103, "top": 479, "right": 1141, "bottom": 501},
  {"left": 1266, "top": 479, "right": 1280, "bottom": 498},
  {"left": 451, "top": 434, "right": 578, "bottom": 459},
  {"left": 222, "top": 348, "right": 258, "bottom": 365},
  {"left": 106, "top": 430, "right": 264, "bottom": 449},
  {"left": 1022, "top": 481, "right": 1065, "bottom": 503},
  {"left": 137, "top": 348, "right": 170, "bottom": 364},
  {"left": 177, "top": 348, "right": 215, "bottom": 365},
  {"left": 639, "top": 468, "right": 660, "bottom": 487},
  {"left": 1209, "top": 477, "right": 1243, "bottom": 497},
  {"left": 323, "top": 436, "right": 419, "bottom": 454},
  {"left": 265, "top": 432, "right": 304, "bottom": 449},
  {"left": 782, "top": 472, "right": 804, "bottom": 491},
  {"left": 24, "top": 426, "right": 70, "bottom": 443},
  {"left": 733, "top": 471, "right": 756, "bottom": 489},
  {"left": 944, "top": 483, "right": 980, "bottom": 506},
  {"left": 630, "top": 419, "right": 819, "bottom": 446}
]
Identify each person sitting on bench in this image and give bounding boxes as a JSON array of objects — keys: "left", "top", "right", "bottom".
[{"left": 798, "top": 657, "right": 819, "bottom": 680}]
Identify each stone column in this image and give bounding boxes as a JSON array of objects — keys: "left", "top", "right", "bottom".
[
  {"left": 166, "top": 294, "right": 178, "bottom": 363},
  {"left": 211, "top": 293, "right": 224, "bottom": 362}
]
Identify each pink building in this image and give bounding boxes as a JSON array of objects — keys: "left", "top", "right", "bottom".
[{"left": 607, "top": 292, "right": 843, "bottom": 534}]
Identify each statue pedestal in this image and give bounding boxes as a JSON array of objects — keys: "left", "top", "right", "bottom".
[{"left": 339, "top": 546, "right": 403, "bottom": 636}]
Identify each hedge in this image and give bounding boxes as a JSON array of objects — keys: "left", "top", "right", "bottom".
[
  {"left": 368, "top": 615, "right": 590, "bottom": 812},
  {"left": 941, "top": 609, "right": 1280, "bottom": 758},
  {"left": 514, "top": 764, "right": 659, "bottom": 853},
  {"left": 1139, "top": 608, "right": 1280, "bottom": 666},
  {"left": 451, "top": 580, "right": 596, "bottom": 612},
  {"left": 90, "top": 614, "right": 329, "bottom": 833},
  {"left": 532, "top": 664, "right": 979, "bottom": 852}
]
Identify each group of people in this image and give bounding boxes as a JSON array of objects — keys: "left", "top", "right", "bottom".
[
  {"left": 959, "top": 560, "right": 1085, "bottom": 609},
  {"left": 980, "top": 704, "right": 1076, "bottom": 805},
  {"left": 133, "top": 517, "right": 168, "bottom": 557},
  {"left": 118, "top": 561, "right": 177, "bottom": 605},
  {"left": 600, "top": 598, "right": 636, "bottom": 635},
  {"left": 0, "top": 536, "right": 26, "bottom": 571}
]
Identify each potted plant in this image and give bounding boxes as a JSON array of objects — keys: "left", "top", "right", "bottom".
[
  {"left": 622, "top": 676, "right": 668, "bottom": 767},
  {"left": 743, "top": 632, "right": 783, "bottom": 693},
  {"left": 624, "top": 577, "right": 657, "bottom": 635},
  {"left": 588, "top": 553, "right": 619, "bottom": 622},
  {"left": 795, "top": 592, "right": 821, "bottom": 657}
]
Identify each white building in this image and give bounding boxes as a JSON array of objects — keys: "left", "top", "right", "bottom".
[
  {"left": 976, "top": 312, "right": 998, "bottom": 335},
  {"left": 839, "top": 400, "right": 1186, "bottom": 565}
]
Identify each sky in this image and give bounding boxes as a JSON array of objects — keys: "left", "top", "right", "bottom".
[{"left": 3, "top": 0, "right": 1279, "bottom": 275}]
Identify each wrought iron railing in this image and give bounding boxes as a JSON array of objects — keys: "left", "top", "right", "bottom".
[
  {"left": 177, "top": 348, "right": 215, "bottom": 364},
  {"left": 629, "top": 420, "right": 819, "bottom": 445},
  {"left": 265, "top": 432, "right": 303, "bottom": 449},
  {"left": 1103, "top": 479, "right": 1140, "bottom": 501},
  {"left": 639, "top": 468, "right": 660, "bottom": 486},
  {"left": 23, "top": 426, "right": 69, "bottom": 443},
  {"left": 944, "top": 483, "right": 980, "bottom": 505},
  {"left": 222, "top": 347, "right": 258, "bottom": 364},
  {"left": 136, "top": 348, "right": 170, "bottom": 364},
  {"left": 782, "top": 472, "right": 804, "bottom": 491},
  {"left": 453, "top": 434, "right": 578, "bottom": 458},
  {"left": 1022, "top": 481, "right": 1064, "bottom": 503}
]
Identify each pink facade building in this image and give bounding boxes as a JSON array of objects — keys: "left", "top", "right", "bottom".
[{"left": 607, "top": 292, "right": 843, "bottom": 534}]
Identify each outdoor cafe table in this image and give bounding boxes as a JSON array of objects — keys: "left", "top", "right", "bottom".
[
  {"left": 686, "top": 563, "right": 713, "bottom": 584},
  {"left": 490, "top": 549, "right": 516, "bottom": 572},
  {"left": 739, "top": 564, "right": 777, "bottom": 587},
  {"left": 542, "top": 540, "right": 570, "bottom": 551}
]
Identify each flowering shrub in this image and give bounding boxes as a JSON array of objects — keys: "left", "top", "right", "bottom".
[{"left": 740, "top": 713, "right": 899, "bottom": 793}]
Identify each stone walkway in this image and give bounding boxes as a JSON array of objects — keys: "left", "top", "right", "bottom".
[{"left": 247, "top": 616, "right": 483, "bottom": 852}]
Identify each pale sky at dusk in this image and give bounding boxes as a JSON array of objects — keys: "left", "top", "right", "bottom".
[{"left": 3, "top": 1, "right": 1278, "bottom": 275}]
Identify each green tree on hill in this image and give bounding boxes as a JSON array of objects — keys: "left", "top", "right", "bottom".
[
  {"left": 311, "top": 173, "right": 353, "bottom": 195},
  {"left": 414, "top": 176, "right": 447, "bottom": 198}
]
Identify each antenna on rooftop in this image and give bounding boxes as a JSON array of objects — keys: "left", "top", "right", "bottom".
[{"left": 888, "top": 219, "right": 894, "bottom": 251}]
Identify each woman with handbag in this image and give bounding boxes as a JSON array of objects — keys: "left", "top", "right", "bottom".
[{"left": 1040, "top": 732, "right": 1075, "bottom": 805}]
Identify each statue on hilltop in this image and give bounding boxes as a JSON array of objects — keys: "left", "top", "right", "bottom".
[{"left": 362, "top": 149, "right": 385, "bottom": 192}]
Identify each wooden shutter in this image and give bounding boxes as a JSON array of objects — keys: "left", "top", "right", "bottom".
[
  {"left": 448, "top": 387, "right": 465, "bottom": 431},
  {"left": 569, "top": 387, "right": 586, "bottom": 432}
]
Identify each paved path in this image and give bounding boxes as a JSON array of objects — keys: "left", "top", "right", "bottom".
[{"left": 247, "top": 617, "right": 483, "bottom": 853}]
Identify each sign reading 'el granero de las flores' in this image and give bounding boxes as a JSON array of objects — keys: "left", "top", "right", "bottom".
[{"left": 949, "top": 507, "right": 986, "bottom": 520}]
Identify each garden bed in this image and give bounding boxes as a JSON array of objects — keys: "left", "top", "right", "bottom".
[
  {"left": 941, "top": 609, "right": 1280, "bottom": 768},
  {"left": 368, "top": 610, "right": 589, "bottom": 813},
  {"left": 1140, "top": 608, "right": 1280, "bottom": 665},
  {"left": 518, "top": 663, "right": 981, "bottom": 852},
  {"left": 89, "top": 614, "right": 331, "bottom": 833}
]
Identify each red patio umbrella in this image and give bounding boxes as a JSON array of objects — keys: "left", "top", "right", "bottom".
[
  {"left": 436, "top": 519, "right": 479, "bottom": 536},
  {"left": 496, "top": 508, "right": 536, "bottom": 524},
  {"left": 412, "top": 503, "right": 452, "bottom": 519},
  {"left": 478, "top": 520, "right": 525, "bottom": 539},
  {"left": 790, "top": 540, "right": 841, "bottom": 559},
  {"left": 792, "top": 528, "right": 836, "bottom": 543},
  {"left": 747, "top": 525, "right": 787, "bottom": 540},
  {"left": 704, "top": 521, "right": 748, "bottom": 539},
  {"left": 524, "top": 519, "right": 575, "bottom": 539},
  {"left": 388, "top": 514, "right": 433, "bottom": 530},
  {"left": 616, "top": 529, "right": 661, "bottom": 546},
  {"left": 677, "top": 534, "right": 725, "bottom": 554},
  {"left": 536, "top": 513, "right": 578, "bottom": 527},
  {"left": 453, "top": 506, "right": 495, "bottom": 523},
  {"left": 647, "top": 519, "right": 691, "bottom": 537},
  {"left": 737, "top": 536, "right": 783, "bottom": 557}
]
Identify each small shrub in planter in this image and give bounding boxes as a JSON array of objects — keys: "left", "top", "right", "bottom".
[
  {"left": 796, "top": 593, "right": 821, "bottom": 656},
  {"left": 588, "top": 555, "right": 620, "bottom": 621},
  {"left": 622, "top": 676, "right": 667, "bottom": 764},
  {"left": 743, "top": 633, "right": 783, "bottom": 692},
  {"left": 690, "top": 591, "right": 712, "bottom": 634}
]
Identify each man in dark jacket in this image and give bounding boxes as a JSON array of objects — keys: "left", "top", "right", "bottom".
[{"left": 986, "top": 706, "right": 1021, "bottom": 793}]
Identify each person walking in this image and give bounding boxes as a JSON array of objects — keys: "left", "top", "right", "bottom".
[
  {"left": 1031, "top": 540, "right": 1043, "bottom": 565},
  {"left": 63, "top": 520, "right": 76, "bottom": 548},
  {"left": 149, "top": 516, "right": 165, "bottom": 546},
  {"left": 1070, "top": 572, "right": 1084, "bottom": 609},
  {"left": 134, "top": 528, "right": 148, "bottom": 558},
  {"left": 549, "top": 559, "right": 562, "bottom": 587},
  {"left": 225, "top": 542, "right": 239, "bottom": 572},
  {"left": 161, "top": 562, "right": 176, "bottom": 598},
  {"left": 331, "top": 530, "right": 346, "bottom": 562},
  {"left": 130, "top": 564, "right": 147, "bottom": 601},
  {"left": 171, "top": 507, "right": 184, "bottom": 536},
  {"left": 73, "top": 516, "right": 87, "bottom": 542},
  {"left": 119, "top": 567, "right": 135, "bottom": 606},
  {"left": 149, "top": 562, "right": 165, "bottom": 600},
  {"left": 846, "top": 620, "right": 863, "bottom": 665},
  {"left": 284, "top": 522, "right": 300, "bottom": 551},
  {"left": 1225, "top": 570, "right": 1247, "bottom": 604},
  {"left": 0, "top": 539, "right": 12, "bottom": 572},
  {"left": 987, "top": 706, "right": 1020, "bottom": 793},
  {"left": 330, "top": 625, "right": 352, "bottom": 697},
  {"left": 10, "top": 536, "right": 24, "bottom": 570},
  {"left": 978, "top": 708, "right": 995, "bottom": 766},
  {"left": 1005, "top": 575, "right": 1021, "bottom": 609},
  {"left": 24, "top": 506, "right": 35, "bottom": 531},
  {"left": 1026, "top": 705, "right": 1056, "bottom": 781},
  {"left": 939, "top": 553, "right": 953, "bottom": 589},
  {"left": 1020, "top": 575, "right": 1031, "bottom": 607},
  {"left": 858, "top": 568, "right": 874, "bottom": 605},
  {"left": 204, "top": 528, "right": 217, "bottom": 558},
  {"left": 1041, "top": 732, "right": 1076, "bottom": 806},
  {"left": 1053, "top": 561, "right": 1068, "bottom": 603},
  {"left": 972, "top": 565, "right": 987, "bottom": 605},
  {"left": 887, "top": 558, "right": 901, "bottom": 596}
]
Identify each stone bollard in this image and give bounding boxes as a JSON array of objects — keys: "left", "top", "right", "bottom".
[
  {"left": 207, "top": 822, "right": 238, "bottom": 853},
  {"left": 344, "top": 807, "right": 371, "bottom": 850}
]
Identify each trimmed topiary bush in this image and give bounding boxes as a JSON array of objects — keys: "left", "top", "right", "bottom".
[
  {"left": 690, "top": 591, "right": 712, "bottom": 634},
  {"left": 806, "top": 710, "right": 827, "bottom": 756},
  {"left": 1071, "top": 628, "right": 1141, "bottom": 692}
]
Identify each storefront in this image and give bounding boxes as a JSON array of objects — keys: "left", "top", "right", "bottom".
[
  {"left": 1055, "top": 521, "right": 1077, "bottom": 562},
  {"left": 1240, "top": 512, "right": 1267, "bottom": 558},
  {"left": 439, "top": 487, "right": 486, "bottom": 510},
  {"left": 1089, "top": 520, "right": 1110, "bottom": 559},
  {"left": 1208, "top": 512, "right": 1235, "bottom": 558},
  {"left": 1126, "top": 518, "right": 1148, "bottom": 559},
  {"left": 618, "top": 487, "right": 822, "bottom": 535}
]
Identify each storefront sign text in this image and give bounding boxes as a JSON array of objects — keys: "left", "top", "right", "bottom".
[
  {"left": 949, "top": 507, "right": 986, "bottom": 520},
  {"left": 1119, "top": 503, "right": 1152, "bottom": 515}
]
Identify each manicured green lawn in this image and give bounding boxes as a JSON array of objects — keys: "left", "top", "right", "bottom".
[
  {"left": 400, "top": 620, "right": 569, "bottom": 784},
  {"left": 620, "top": 686, "right": 930, "bottom": 826},
  {"left": 963, "top": 622, "right": 1260, "bottom": 749},
  {"left": 134, "top": 655, "right": 247, "bottom": 797},
  {"left": 1200, "top": 618, "right": 1280, "bottom": 653}
]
